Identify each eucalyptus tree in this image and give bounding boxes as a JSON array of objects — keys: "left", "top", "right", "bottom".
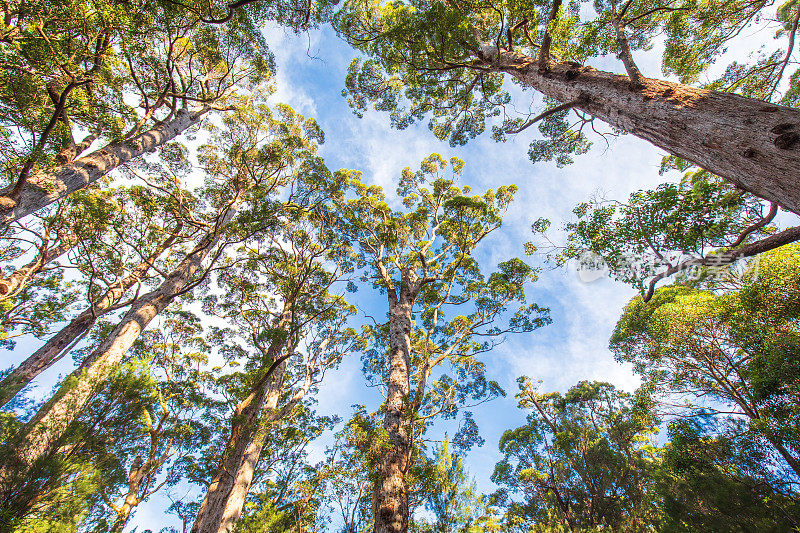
[
  {"left": 0, "top": 0, "right": 274, "bottom": 225},
  {"left": 94, "top": 312, "right": 216, "bottom": 533},
  {"left": 225, "top": 406, "right": 338, "bottom": 533},
  {"left": 492, "top": 379, "right": 661, "bottom": 532},
  {"left": 312, "top": 418, "right": 375, "bottom": 533},
  {"left": 0, "top": 101, "right": 334, "bottom": 508},
  {"left": 0, "top": 183, "right": 191, "bottom": 408},
  {"left": 658, "top": 417, "right": 800, "bottom": 532},
  {"left": 417, "top": 440, "right": 483, "bottom": 533},
  {"left": 0, "top": 188, "right": 118, "bottom": 300},
  {"left": 541, "top": 170, "right": 800, "bottom": 301},
  {"left": 3, "top": 311, "right": 216, "bottom": 532},
  {"left": 336, "top": 0, "right": 800, "bottom": 214},
  {"left": 610, "top": 245, "right": 800, "bottom": 477},
  {"left": 335, "top": 154, "right": 549, "bottom": 533},
  {"left": 0, "top": 187, "right": 118, "bottom": 358},
  {"left": 190, "top": 197, "right": 357, "bottom": 533}
]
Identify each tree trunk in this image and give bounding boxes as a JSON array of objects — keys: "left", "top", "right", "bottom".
[
  {"left": 0, "top": 234, "right": 77, "bottom": 299},
  {"left": 479, "top": 50, "right": 800, "bottom": 215},
  {"left": 55, "top": 132, "right": 98, "bottom": 165},
  {"left": 0, "top": 108, "right": 209, "bottom": 225},
  {"left": 109, "top": 459, "right": 146, "bottom": 533},
  {"left": 0, "top": 230, "right": 179, "bottom": 408},
  {"left": 0, "top": 210, "right": 231, "bottom": 500},
  {"left": 373, "top": 287, "right": 413, "bottom": 533},
  {"left": 191, "top": 342, "right": 289, "bottom": 533},
  {"left": 769, "top": 437, "right": 800, "bottom": 478}
]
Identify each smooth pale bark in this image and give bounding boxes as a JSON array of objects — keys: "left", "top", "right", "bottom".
[
  {"left": 0, "top": 233, "right": 77, "bottom": 299},
  {"left": 373, "top": 276, "right": 415, "bottom": 533},
  {"left": 0, "top": 230, "right": 179, "bottom": 408},
  {"left": 191, "top": 331, "right": 290, "bottom": 533},
  {"left": 109, "top": 460, "right": 150, "bottom": 533},
  {"left": 0, "top": 209, "right": 232, "bottom": 497},
  {"left": 0, "top": 108, "right": 209, "bottom": 225},
  {"left": 478, "top": 49, "right": 800, "bottom": 215}
]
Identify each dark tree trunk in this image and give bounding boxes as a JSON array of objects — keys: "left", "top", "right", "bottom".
[
  {"left": 373, "top": 285, "right": 413, "bottom": 533},
  {"left": 479, "top": 50, "right": 800, "bottom": 214}
]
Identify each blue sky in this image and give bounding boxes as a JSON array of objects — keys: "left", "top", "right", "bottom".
[
  {"left": 8, "top": 16, "right": 792, "bottom": 532},
  {"left": 251, "top": 21, "right": 671, "bottom": 514}
]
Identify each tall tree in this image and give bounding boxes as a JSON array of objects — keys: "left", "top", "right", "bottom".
[
  {"left": 3, "top": 312, "right": 215, "bottom": 532},
  {"left": 0, "top": 102, "right": 333, "bottom": 510},
  {"left": 0, "top": 183, "right": 189, "bottom": 408},
  {"left": 492, "top": 379, "right": 662, "bottom": 532},
  {"left": 190, "top": 197, "right": 356, "bottom": 533},
  {"left": 225, "top": 406, "right": 338, "bottom": 533},
  {"left": 0, "top": 0, "right": 273, "bottom": 224},
  {"left": 335, "top": 0, "right": 800, "bottom": 214},
  {"left": 335, "top": 154, "right": 549, "bottom": 533},
  {"left": 611, "top": 244, "right": 800, "bottom": 477}
]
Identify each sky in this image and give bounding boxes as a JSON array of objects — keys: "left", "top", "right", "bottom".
[
  {"left": 241, "top": 21, "right": 668, "bottom": 519},
  {"left": 113, "top": 23, "right": 672, "bottom": 529},
  {"left": 6, "top": 13, "right": 795, "bottom": 533}
]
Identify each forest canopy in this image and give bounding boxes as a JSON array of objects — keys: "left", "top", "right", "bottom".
[{"left": 0, "top": 0, "right": 799, "bottom": 532}]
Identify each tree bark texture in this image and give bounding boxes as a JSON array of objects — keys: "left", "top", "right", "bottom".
[
  {"left": 0, "top": 212, "right": 231, "bottom": 498},
  {"left": 0, "top": 108, "right": 208, "bottom": 225},
  {"left": 479, "top": 50, "right": 800, "bottom": 215},
  {"left": 0, "top": 231, "right": 179, "bottom": 408},
  {"left": 191, "top": 335, "right": 290, "bottom": 533},
  {"left": 373, "top": 283, "right": 414, "bottom": 533}
]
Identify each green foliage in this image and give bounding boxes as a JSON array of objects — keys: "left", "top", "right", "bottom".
[
  {"left": 658, "top": 417, "right": 800, "bottom": 532},
  {"left": 335, "top": 0, "right": 800, "bottom": 170},
  {"left": 416, "top": 440, "right": 484, "bottom": 533},
  {"left": 0, "top": 0, "right": 276, "bottom": 191},
  {"left": 337, "top": 153, "right": 549, "bottom": 451},
  {"left": 611, "top": 246, "right": 800, "bottom": 497},
  {"left": 2, "top": 312, "right": 216, "bottom": 531},
  {"left": 547, "top": 171, "right": 778, "bottom": 296},
  {"left": 492, "top": 379, "right": 662, "bottom": 532},
  {"left": 234, "top": 408, "right": 338, "bottom": 533}
]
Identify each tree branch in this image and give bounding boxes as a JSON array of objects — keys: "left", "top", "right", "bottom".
[
  {"left": 643, "top": 225, "right": 800, "bottom": 301},
  {"left": 538, "top": 0, "right": 563, "bottom": 70},
  {"left": 506, "top": 99, "right": 584, "bottom": 134}
]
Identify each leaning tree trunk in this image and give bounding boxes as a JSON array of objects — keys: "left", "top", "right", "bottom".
[
  {"left": 479, "top": 49, "right": 800, "bottom": 215},
  {"left": 0, "top": 107, "right": 209, "bottom": 226},
  {"left": 0, "top": 230, "right": 179, "bottom": 408},
  {"left": 373, "top": 287, "right": 414, "bottom": 533},
  {"left": 0, "top": 210, "right": 232, "bottom": 501},
  {"left": 191, "top": 337, "right": 290, "bottom": 533}
]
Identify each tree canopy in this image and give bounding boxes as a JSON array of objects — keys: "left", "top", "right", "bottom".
[{"left": 1, "top": 0, "right": 800, "bottom": 531}]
